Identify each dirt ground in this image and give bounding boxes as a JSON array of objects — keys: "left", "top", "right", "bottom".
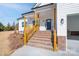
[{"left": 0, "top": 31, "right": 14, "bottom": 55}]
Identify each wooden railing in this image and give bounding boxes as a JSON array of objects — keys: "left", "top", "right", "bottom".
[
  {"left": 24, "top": 13, "right": 39, "bottom": 45},
  {"left": 26, "top": 25, "right": 39, "bottom": 43}
]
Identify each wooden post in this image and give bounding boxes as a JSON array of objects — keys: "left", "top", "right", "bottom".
[
  {"left": 53, "top": 8, "right": 57, "bottom": 51},
  {"left": 34, "top": 12, "right": 39, "bottom": 31},
  {"left": 24, "top": 16, "right": 27, "bottom": 46},
  {"left": 35, "top": 12, "right": 38, "bottom": 25}
]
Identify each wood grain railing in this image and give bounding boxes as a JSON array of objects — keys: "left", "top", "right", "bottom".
[{"left": 26, "top": 25, "right": 39, "bottom": 43}]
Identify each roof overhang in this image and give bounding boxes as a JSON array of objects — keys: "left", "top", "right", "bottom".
[
  {"left": 32, "top": 3, "right": 53, "bottom": 10},
  {"left": 17, "top": 17, "right": 24, "bottom": 20},
  {"left": 22, "top": 11, "right": 34, "bottom": 16}
]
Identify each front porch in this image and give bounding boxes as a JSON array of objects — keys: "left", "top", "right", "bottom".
[{"left": 19, "top": 3, "right": 58, "bottom": 51}]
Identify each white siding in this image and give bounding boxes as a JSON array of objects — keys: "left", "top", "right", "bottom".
[
  {"left": 34, "top": 5, "right": 55, "bottom": 31},
  {"left": 39, "top": 8, "right": 54, "bottom": 31},
  {"left": 57, "top": 3, "right": 79, "bottom": 36},
  {"left": 19, "top": 19, "right": 27, "bottom": 32}
]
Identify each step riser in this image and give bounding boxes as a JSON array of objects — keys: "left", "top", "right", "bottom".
[
  {"left": 34, "top": 35, "right": 51, "bottom": 37},
  {"left": 35, "top": 33, "right": 51, "bottom": 35},
  {"left": 28, "top": 41, "right": 52, "bottom": 46},
  {"left": 31, "top": 36, "right": 51, "bottom": 39},
  {"left": 28, "top": 42, "right": 52, "bottom": 47},
  {"left": 34, "top": 32, "right": 51, "bottom": 34},
  {"left": 28, "top": 45, "right": 52, "bottom": 50},
  {"left": 27, "top": 31, "right": 52, "bottom": 50},
  {"left": 29, "top": 38, "right": 51, "bottom": 41},
  {"left": 28, "top": 42, "right": 52, "bottom": 48},
  {"left": 28, "top": 44, "right": 52, "bottom": 50}
]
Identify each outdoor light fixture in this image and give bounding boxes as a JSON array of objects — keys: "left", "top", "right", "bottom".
[{"left": 60, "top": 18, "right": 64, "bottom": 24}]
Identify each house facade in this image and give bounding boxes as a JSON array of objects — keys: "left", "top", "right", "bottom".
[
  {"left": 18, "top": 3, "right": 79, "bottom": 51},
  {"left": 18, "top": 11, "right": 34, "bottom": 34},
  {"left": 57, "top": 3, "right": 79, "bottom": 50}
]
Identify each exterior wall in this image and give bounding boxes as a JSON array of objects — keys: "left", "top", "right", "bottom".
[
  {"left": 19, "top": 4, "right": 55, "bottom": 32},
  {"left": 19, "top": 18, "right": 34, "bottom": 34},
  {"left": 19, "top": 19, "right": 26, "bottom": 33},
  {"left": 57, "top": 3, "right": 79, "bottom": 50},
  {"left": 34, "top": 4, "right": 55, "bottom": 31},
  {"left": 39, "top": 8, "right": 54, "bottom": 31}
]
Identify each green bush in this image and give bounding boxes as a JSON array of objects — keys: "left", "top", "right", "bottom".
[
  {"left": 0, "top": 22, "right": 4, "bottom": 31},
  {"left": 0, "top": 22, "right": 16, "bottom": 31}
]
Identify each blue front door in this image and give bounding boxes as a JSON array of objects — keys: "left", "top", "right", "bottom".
[{"left": 46, "top": 19, "right": 51, "bottom": 30}]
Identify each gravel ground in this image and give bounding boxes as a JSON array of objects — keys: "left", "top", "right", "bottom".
[{"left": 11, "top": 40, "right": 79, "bottom": 56}]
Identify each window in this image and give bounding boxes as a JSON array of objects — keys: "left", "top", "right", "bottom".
[
  {"left": 22, "top": 22, "right": 27, "bottom": 27},
  {"left": 22, "top": 22, "right": 24, "bottom": 27},
  {"left": 33, "top": 20, "right": 35, "bottom": 25}
]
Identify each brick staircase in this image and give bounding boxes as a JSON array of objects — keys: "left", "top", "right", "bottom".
[{"left": 27, "top": 31, "right": 53, "bottom": 50}]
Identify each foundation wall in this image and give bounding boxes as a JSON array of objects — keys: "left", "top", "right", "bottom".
[{"left": 57, "top": 36, "right": 66, "bottom": 50}]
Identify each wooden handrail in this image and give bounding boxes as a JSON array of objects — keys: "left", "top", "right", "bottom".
[
  {"left": 24, "top": 12, "right": 39, "bottom": 45},
  {"left": 26, "top": 25, "right": 39, "bottom": 42}
]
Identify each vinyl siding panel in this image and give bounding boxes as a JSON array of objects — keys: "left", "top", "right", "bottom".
[{"left": 57, "top": 3, "right": 79, "bottom": 36}]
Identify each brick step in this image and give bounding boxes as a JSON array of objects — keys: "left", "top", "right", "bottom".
[
  {"left": 27, "top": 42, "right": 53, "bottom": 50},
  {"left": 32, "top": 36, "right": 51, "bottom": 39},
  {"left": 34, "top": 34, "right": 51, "bottom": 37},
  {"left": 31, "top": 37, "right": 51, "bottom": 41},
  {"left": 33, "top": 33, "right": 51, "bottom": 38},
  {"left": 27, "top": 31, "right": 52, "bottom": 50},
  {"left": 33, "top": 33, "right": 51, "bottom": 36},
  {"left": 36, "top": 31, "right": 51, "bottom": 33},
  {"left": 36, "top": 32, "right": 51, "bottom": 35},
  {"left": 35, "top": 31, "right": 51, "bottom": 33},
  {"left": 28, "top": 39, "right": 52, "bottom": 45}
]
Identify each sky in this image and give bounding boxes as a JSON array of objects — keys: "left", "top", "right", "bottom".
[{"left": 0, "top": 3, "right": 35, "bottom": 26}]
